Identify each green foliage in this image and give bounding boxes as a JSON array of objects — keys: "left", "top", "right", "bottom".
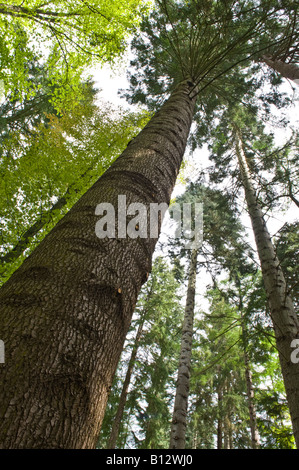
[
  {"left": 124, "top": 0, "right": 260, "bottom": 110},
  {"left": 0, "top": 0, "right": 148, "bottom": 111},
  {"left": 0, "top": 88, "right": 151, "bottom": 284},
  {"left": 167, "top": 182, "right": 254, "bottom": 283},
  {"left": 256, "top": 376, "right": 296, "bottom": 449},
  {"left": 1, "top": 0, "right": 297, "bottom": 450},
  {"left": 188, "top": 273, "right": 295, "bottom": 448},
  {"left": 275, "top": 221, "right": 299, "bottom": 309},
  {"left": 203, "top": 100, "right": 298, "bottom": 220},
  {"left": 99, "top": 256, "right": 184, "bottom": 449},
  {"left": 189, "top": 289, "right": 251, "bottom": 448}
]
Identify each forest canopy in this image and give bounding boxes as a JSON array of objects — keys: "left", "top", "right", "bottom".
[
  {"left": 0, "top": 0, "right": 298, "bottom": 451},
  {"left": 0, "top": 0, "right": 148, "bottom": 111}
]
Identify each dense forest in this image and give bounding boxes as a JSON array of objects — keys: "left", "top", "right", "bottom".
[{"left": 0, "top": 0, "right": 298, "bottom": 450}]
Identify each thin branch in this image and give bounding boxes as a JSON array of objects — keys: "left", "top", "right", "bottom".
[{"left": 194, "top": 338, "right": 241, "bottom": 376}]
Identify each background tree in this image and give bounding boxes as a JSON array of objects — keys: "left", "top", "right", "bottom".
[
  {"left": 167, "top": 181, "right": 251, "bottom": 448},
  {"left": 189, "top": 291, "right": 254, "bottom": 449},
  {"left": 98, "top": 256, "right": 183, "bottom": 449},
  {"left": 170, "top": 248, "right": 198, "bottom": 449},
  {"left": 0, "top": 58, "right": 65, "bottom": 141},
  {"left": 232, "top": 111, "right": 298, "bottom": 446},
  {"left": 257, "top": 1, "right": 299, "bottom": 84},
  {"left": 188, "top": 88, "right": 298, "bottom": 445},
  {"left": 188, "top": 272, "right": 295, "bottom": 449},
  {"left": 0, "top": 85, "right": 150, "bottom": 285}
]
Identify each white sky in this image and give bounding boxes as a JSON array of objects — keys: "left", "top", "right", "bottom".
[
  {"left": 91, "top": 62, "right": 298, "bottom": 296},
  {"left": 92, "top": 61, "right": 298, "bottom": 223}
]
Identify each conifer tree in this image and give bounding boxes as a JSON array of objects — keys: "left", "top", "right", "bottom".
[
  {"left": 99, "top": 256, "right": 183, "bottom": 449},
  {"left": 202, "top": 103, "right": 299, "bottom": 446},
  {"left": 168, "top": 182, "right": 248, "bottom": 448},
  {"left": 233, "top": 123, "right": 299, "bottom": 446},
  {"left": 0, "top": 0, "right": 297, "bottom": 447}
]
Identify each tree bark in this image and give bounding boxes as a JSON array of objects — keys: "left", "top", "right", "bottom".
[
  {"left": 234, "top": 128, "right": 299, "bottom": 448},
  {"left": 222, "top": 381, "right": 233, "bottom": 449},
  {"left": 142, "top": 358, "right": 163, "bottom": 450},
  {"left": 169, "top": 249, "right": 198, "bottom": 449},
  {"left": 237, "top": 279, "right": 260, "bottom": 449},
  {"left": 0, "top": 80, "right": 197, "bottom": 449},
  {"left": 217, "top": 386, "right": 223, "bottom": 449},
  {"left": 262, "top": 55, "right": 299, "bottom": 85},
  {"left": 244, "top": 350, "right": 260, "bottom": 449},
  {"left": 107, "top": 313, "right": 145, "bottom": 449}
]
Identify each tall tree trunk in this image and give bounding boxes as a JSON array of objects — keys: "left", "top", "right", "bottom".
[
  {"left": 0, "top": 79, "right": 197, "bottom": 449},
  {"left": 234, "top": 127, "right": 299, "bottom": 448},
  {"left": 217, "top": 386, "right": 223, "bottom": 449},
  {"left": 237, "top": 279, "right": 260, "bottom": 449},
  {"left": 223, "top": 382, "right": 233, "bottom": 449},
  {"left": 143, "top": 359, "right": 163, "bottom": 450},
  {"left": 107, "top": 313, "right": 145, "bottom": 449},
  {"left": 262, "top": 55, "right": 299, "bottom": 85},
  {"left": 169, "top": 248, "right": 198, "bottom": 449},
  {"left": 244, "top": 350, "right": 260, "bottom": 449}
]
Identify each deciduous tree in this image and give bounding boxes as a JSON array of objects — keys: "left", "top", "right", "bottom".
[{"left": 0, "top": 0, "right": 147, "bottom": 110}]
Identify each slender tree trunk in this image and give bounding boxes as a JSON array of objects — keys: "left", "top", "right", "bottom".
[
  {"left": 0, "top": 80, "right": 197, "bottom": 449},
  {"left": 244, "top": 350, "right": 260, "bottom": 449},
  {"left": 192, "top": 430, "right": 199, "bottom": 449},
  {"left": 223, "top": 381, "right": 233, "bottom": 449},
  {"left": 223, "top": 416, "right": 230, "bottom": 449},
  {"left": 0, "top": 162, "right": 99, "bottom": 273},
  {"left": 0, "top": 177, "right": 88, "bottom": 269},
  {"left": 262, "top": 55, "right": 299, "bottom": 85},
  {"left": 237, "top": 280, "right": 260, "bottom": 449},
  {"left": 234, "top": 128, "right": 299, "bottom": 448},
  {"left": 107, "top": 314, "right": 145, "bottom": 449},
  {"left": 143, "top": 360, "right": 162, "bottom": 450},
  {"left": 169, "top": 248, "right": 198, "bottom": 449},
  {"left": 217, "top": 387, "right": 223, "bottom": 449}
]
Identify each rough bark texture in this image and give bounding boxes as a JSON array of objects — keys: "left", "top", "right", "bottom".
[
  {"left": 0, "top": 80, "right": 197, "bottom": 449},
  {"left": 235, "top": 129, "right": 299, "bottom": 448},
  {"left": 169, "top": 249, "right": 198, "bottom": 449},
  {"left": 107, "top": 314, "right": 145, "bottom": 449},
  {"left": 262, "top": 55, "right": 299, "bottom": 85}
]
